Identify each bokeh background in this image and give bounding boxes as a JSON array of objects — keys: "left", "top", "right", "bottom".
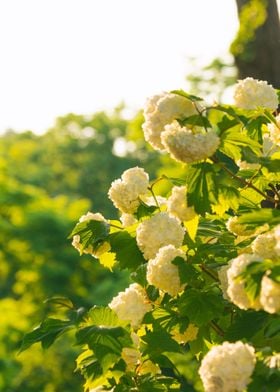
[{"left": 1, "top": 1, "right": 280, "bottom": 390}]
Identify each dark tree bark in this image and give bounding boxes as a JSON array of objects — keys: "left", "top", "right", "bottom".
[{"left": 232, "top": 0, "right": 280, "bottom": 88}]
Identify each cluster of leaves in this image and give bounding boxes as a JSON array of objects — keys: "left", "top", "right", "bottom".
[
  {"left": 21, "top": 92, "right": 280, "bottom": 391},
  {"left": 0, "top": 107, "right": 159, "bottom": 391}
]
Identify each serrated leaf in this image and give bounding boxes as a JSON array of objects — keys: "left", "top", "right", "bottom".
[
  {"left": 219, "top": 127, "right": 261, "bottom": 161},
  {"left": 76, "top": 325, "right": 132, "bottom": 356},
  {"left": 238, "top": 261, "right": 269, "bottom": 301},
  {"left": 178, "top": 288, "right": 223, "bottom": 326},
  {"left": 44, "top": 296, "right": 74, "bottom": 310},
  {"left": 69, "top": 220, "right": 110, "bottom": 252},
  {"left": 212, "top": 186, "right": 240, "bottom": 215},
  {"left": 236, "top": 209, "right": 280, "bottom": 229},
  {"left": 170, "top": 89, "right": 203, "bottom": 102},
  {"left": 108, "top": 230, "right": 145, "bottom": 270},
  {"left": 88, "top": 306, "right": 121, "bottom": 327},
  {"left": 146, "top": 285, "right": 160, "bottom": 301},
  {"left": 20, "top": 318, "right": 74, "bottom": 352},
  {"left": 264, "top": 317, "right": 280, "bottom": 338},
  {"left": 136, "top": 203, "right": 158, "bottom": 220},
  {"left": 172, "top": 257, "right": 200, "bottom": 286},
  {"left": 186, "top": 162, "right": 218, "bottom": 215},
  {"left": 98, "top": 251, "right": 116, "bottom": 270},
  {"left": 184, "top": 214, "right": 199, "bottom": 241},
  {"left": 142, "top": 329, "right": 181, "bottom": 357},
  {"left": 217, "top": 115, "right": 239, "bottom": 132},
  {"left": 181, "top": 114, "right": 211, "bottom": 128},
  {"left": 130, "top": 264, "right": 148, "bottom": 287},
  {"left": 225, "top": 311, "right": 268, "bottom": 341}
]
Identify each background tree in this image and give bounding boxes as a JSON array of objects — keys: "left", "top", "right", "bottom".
[{"left": 231, "top": 0, "right": 280, "bottom": 88}]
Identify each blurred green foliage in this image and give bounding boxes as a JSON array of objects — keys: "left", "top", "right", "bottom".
[
  {"left": 0, "top": 107, "right": 175, "bottom": 391},
  {"left": 230, "top": 0, "right": 267, "bottom": 61}
]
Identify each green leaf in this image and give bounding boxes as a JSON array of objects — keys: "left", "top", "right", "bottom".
[
  {"left": 88, "top": 306, "right": 121, "bottom": 327},
  {"left": 181, "top": 114, "right": 211, "bottom": 128},
  {"left": 170, "top": 89, "right": 203, "bottom": 102},
  {"left": 225, "top": 311, "right": 268, "bottom": 341},
  {"left": 178, "top": 288, "right": 224, "bottom": 326},
  {"left": 20, "top": 318, "right": 74, "bottom": 352},
  {"left": 137, "top": 375, "right": 181, "bottom": 391},
  {"left": 76, "top": 350, "right": 103, "bottom": 381},
  {"left": 238, "top": 261, "right": 270, "bottom": 301},
  {"left": 142, "top": 329, "right": 181, "bottom": 357},
  {"left": 44, "top": 296, "right": 74, "bottom": 309},
  {"left": 236, "top": 209, "right": 280, "bottom": 229},
  {"left": 186, "top": 162, "right": 218, "bottom": 215},
  {"left": 212, "top": 185, "right": 240, "bottom": 215},
  {"left": 219, "top": 127, "right": 261, "bottom": 161},
  {"left": 130, "top": 264, "right": 148, "bottom": 286},
  {"left": 108, "top": 230, "right": 146, "bottom": 270},
  {"left": 136, "top": 203, "right": 158, "bottom": 220},
  {"left": 217, "top": 115, "right": 239, "bottom": 132},
  {"left": 264, "top": 317, "right": 280, "bottom": 338},
  {"left": 68, "top": 220, "right": 110, "bottom": 252},
  {"left": 144, "top": 307, "right": 178, "bottom": 331},
  {"left": 172, "top": 257, "right": 200, "bottom": 286},
  {"left": 76, "top": 325, "right": 132, "bottom": 370}
]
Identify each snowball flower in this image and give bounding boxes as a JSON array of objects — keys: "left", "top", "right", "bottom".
[
  {"left": 227, "top": 253, "right": 263, "bottom": 310},
  {"left": 252, "top": 230, "right": 278, "bottom": 259},
  {"left": 147, "top": 245, "right": 186, "bottom": 296},
  {"left": 120, "top": 213, "right": 137, "bottom": 228},
  {"left": 108, "top": 167, "right": 149, "bottom": 214},
  {"left": 233, "top": 77, "right": 278, "bottom": 111},
  {"left": 260, "top": 275, "right": 280, "bottom": 314},
  {"left": 226, "top": 216, "right": 268, "bottom": 237},
  {"left": 161, "top": 121, "right": 220, "bottom": 164},
  {"left": 142, "top": 92, "right": 199, "bottom": 150},
  {"left": 136, "top": 212, "right": 185, "bottom": 260},
  {"left": 268, "top": 114, "right": 280, "bottom": 146},
  {"left": 199, "top": 341, "right": 256, "bottom": 392},
  {"left": 109, "top": 283, "right": 152, "bottom": 328},
  {"left": 167, "top": 185, "right": 196, "bottom": 222},
  {"left": 72, "top": 212, "right": 109, "bottom": 257}
]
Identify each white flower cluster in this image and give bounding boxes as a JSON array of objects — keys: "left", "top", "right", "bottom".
[
  {"left": 268, "top": 114, "right": 280, "bottom": 146},
  {"left": 219, "top": 251, "right": 280, "bottom": 314},
  {"left": 109, "top": 283, "right": 152, "bottom": 328},
  {"left": 136, "top": 212, "right": 185, "bottom": 260},
  {"left": 199, "top": 341, "right": 256, "bottom": 392},
  {"left": 142, "top": 92, "right": 198, "bottom": 151},
  {"left": 120, "top": 213, "right": 137, "bottom": 228},
  {"left": 146, "top": 245, "right": 186, "bottom": 296},
  {"left": 161, "top": 121, "right": 220, "bottom": 164},
  {"left": 233, "top": 77, "right": 278, "bottom": 111},
  {"left": 108, "top": 167, "right": 149, "bottom": 214},
  {"left": 260, "top": 275, "right": 280, "bottom": 314},
  {"left": 252, "top": 225, "right": 280, "bottom": 260},
  {"left": 72, "top": 212, "right": 109, "bottom": 257},
  {"left": 226, "top": 216, "right": 268, "bottom": 238},
  {"left": 223, "top": 254, "right": 263, "bottom": 310},
  {"left": 167, "top": 185, "right": 196, "bottom": 222}
]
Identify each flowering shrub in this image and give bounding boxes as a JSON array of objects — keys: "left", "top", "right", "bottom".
[{"left": 22, "top": 78, "right": 280, "bottom": 391}]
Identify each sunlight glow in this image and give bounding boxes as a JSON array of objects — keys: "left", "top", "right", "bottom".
[{"left": 0, "top": 0, "right": 241, "bottom": 133}]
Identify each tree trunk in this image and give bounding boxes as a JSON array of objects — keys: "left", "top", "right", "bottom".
[{"left": 232, "top": 0, "right": 280, "bottom": 88}]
